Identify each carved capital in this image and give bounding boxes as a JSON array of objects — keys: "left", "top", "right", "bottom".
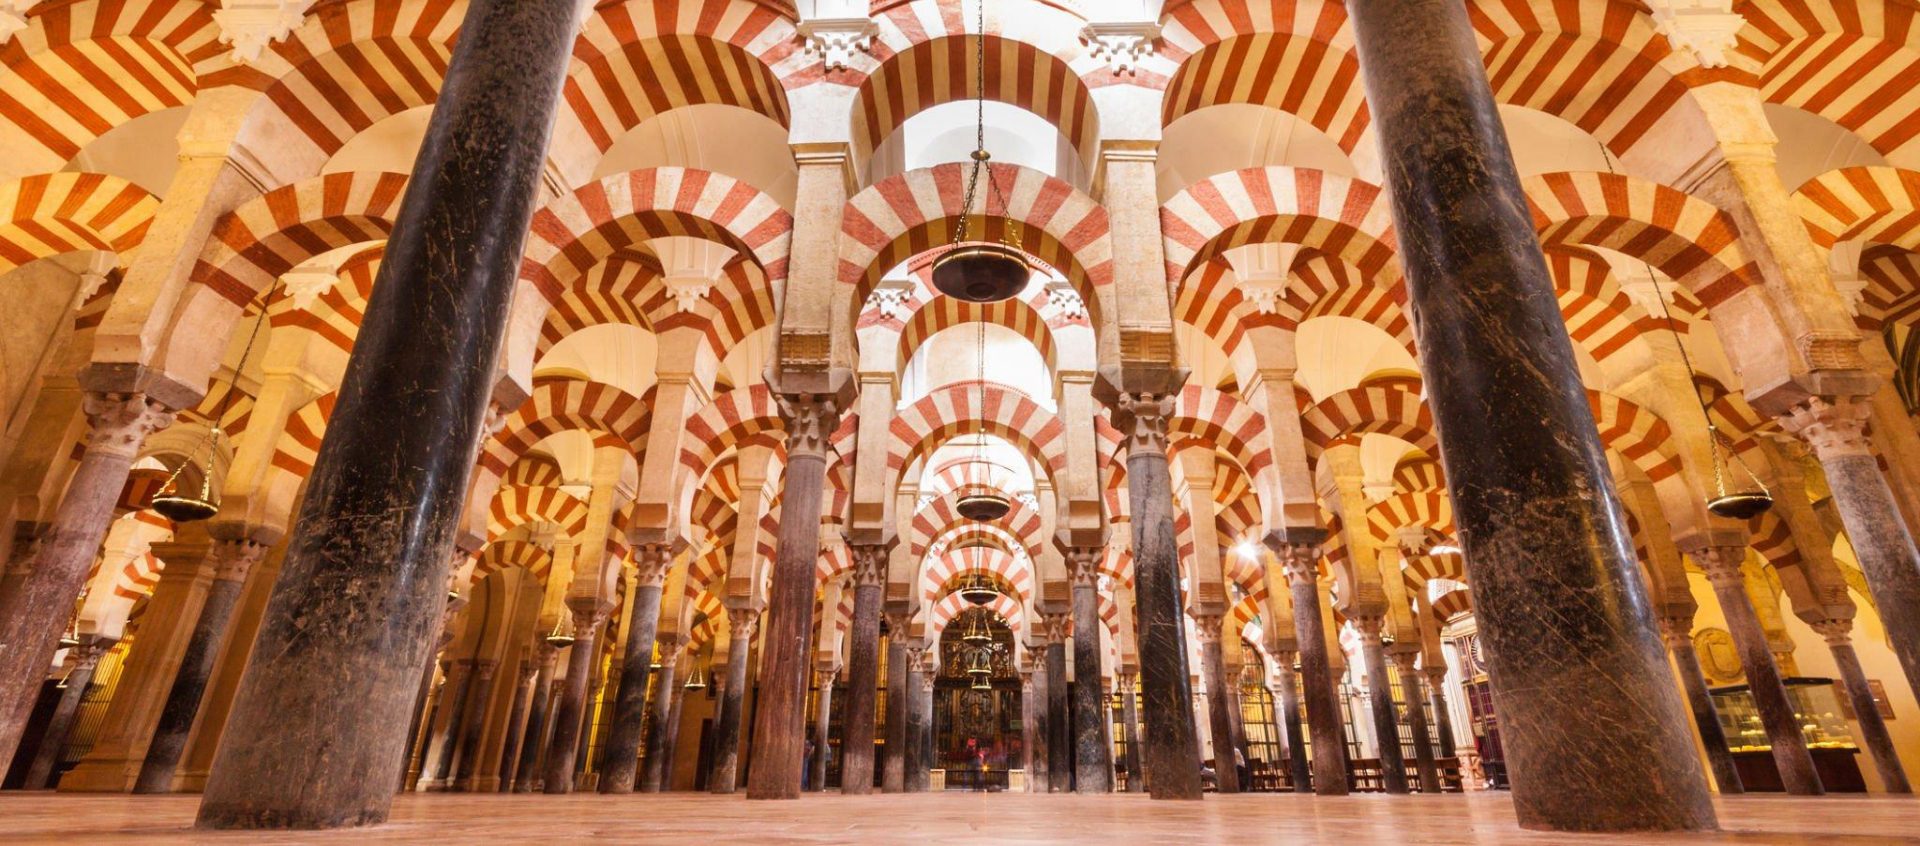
[
  {"left": 1078, "top": 21, "right": 1160, "bottom": 74},
  {"left": 850, "top": 543, "right": 888, "bottom": 587},
  {"left": 1189, "top": 613, "right": 1222, "bottom": 646},
  {"left": 1778, "top": 396, "right": 1874, "bottom": 461},
  {"left": 728, "top": 610, "right": 761, "bottom": 641},
  {"left": 210, "top": 537, "right": 271, "bottom": 583},
  {"left": 1647, "top": 0, "right": 1746, "bottom": 68},
  {"left": 777, "top": 392, "right": 841, "bottom": 461},
  {"left": 1040, "top": 611, "right": 1071, "bottom": 643},
  {"left": 1422, "top": 664, "right": 1448, "bottom": 688},
  {"left": 633, "top": 542, "right": 673, "bottom": 588},
  {"left": 796, "top": 17, "right": 877, "bottom": 72},
  {"left": 213, "top": 0, "right": 315, "bottom": 66},
  {"left": 1114, "top": 392, "right": 1176, "bottom": 457},
  {"left": 1351, "top": 613, "right": 1386, "bottom": 642},
  {"left": 1656, "top": 614, "right": 1696, "bottom": 649},
  {"left": 1689, "top": 545, "right": 1750, "bottom": 587},
  {"left": 1276, "top": 542, "right": 1321, "bottom": 586},
  {"left": 82, "top": 391, "right": 175, "bottom": 459},
  {"left": 65, "top": 637, "right": 114, "bottom": 673},
  {"left": 1809, "top": 617, "right": 1854, "bottom": 646},
  {"left": 1064, "top": 546, "right": 1103, "bottom": 588},
  {"left": 1389, "top": 651, "right": 1419, "bottom": 674}
]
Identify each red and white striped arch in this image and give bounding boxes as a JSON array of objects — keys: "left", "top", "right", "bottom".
[
  {"left": 886, "top": 381, "right": 1068, "bottom": 481},
  {"left": 0, "top": 172, "right": 157, "bottom": 272},
  {"left": 1524, "top": 171, "right": 1760, "bottom": 307},
  {"left": 536, "top": 252, "right": 778, "bottom": 358},
  {"left": 849, "top": 33, "right": 1099, "bottom": 168},
  {"left": 1471, "top": 0, "right": 1710, "bottom": 158},
  {"left": 1367, "top": 488, "right": 1456, "bottom": 547},
  {"left": 503, "top": 453, "right": 566, "bottom": 488},
  {"left": 560, "top": 30, "right": 789, "bottom": 158},
  {"left": 1297, "top": 378, "right": 1438, "bottom": 462},
  {"left": 1587, "top": 389, "right": 1684, "bottom": 483},
  {"left": 1160, "top": 25, "right": 1368, "bottom": 154},
  {"left": 1160, "top": 166, "right": 1398, "bottom": 291},
  {"left": 1791, "top": 165, "right": 1920, "bottom": 317},
  {"left": 272, "top": 391, "right": 336, "bottom": 478},
  {"left": 920, "top": 530, "right": 1036, "bottom": 603},
  {"left": 267, "top": 243, "right": 381, "bottom": 359},
  {"left": 1548, "top": 248, "right": 1668, "bottom": 365},
  {"left": 925, "top": 591, "right": 1028, "bottom": 640},
  {"left": 895, "top": 291, "right": 1059, "bottom": 372},
  {"left": 487, "top": 484, "right": 590, "bottom": 540},
  {"left": 1171, "top": 384, "right": 1278, "bottom": 515},
  {"left": 838, "top": 163, "right": 1114, "bottom": 314},
  {"left": 189, "top": 171, "right": 408, "bottom": 308},
  {"left": 473, "top": 539, "right": 556, "bottom": 586},
  {"left": 476, "top": 378, "right": 653, "bottom": 478},
  {"left": 678, "top": 384, "right": 786, "bottom": 481},
  {"left": 1393, "top": 457, "right": 1446, "bottom": 492},
  {"left": 910, "top": 492, "right": 1046, "bottom": 562},
  {"left": 1737, "top": 0, "right": 1920, "bottom": 161},
  {"left": 0, "top": 0, "right": 221, "bottom": 176},
  {"left": 1428, "top": 584, "right": 1474, "bottom": 622}
]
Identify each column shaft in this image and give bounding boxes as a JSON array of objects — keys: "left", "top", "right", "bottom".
[
  {"left": 808, "top": 672, "right": 834, "bottom": 791},
  {"left": 1357, "top": 626, "right": 1407, "bottom": 793},
  {"left": 1275, "top": 660, "right": 1312, "bottom": 792},
  {"left": 513, "top": 655, "right": 557, "bottom": 793},
  {"left": 495, "top": 664, "right": 535, "bottom": 792},
  {"left": 744, "top": 396, "right": 837, "bottom": 800},
  {"left": 1424, "top": 668, "right": 1457, "bottom": 759},
  {"left": 544, "top": 612, "right": 603, "bottom": 794},
  {"left": 1662, "top": 618, "right": 1744, "bottom": 794},
  {"left": 839, "top": 575, "right": 883, "bottom": 794},
  {"left": 1070, "top": 576, "right": 1113, "bottom": 792},
  {"left": 425, "top": 661, "right": 475, "bottom": 789},
  {"left": 1044, "top": 639, "right": 1070, "bottom": 792},
  {"left": 1195, "top": 620, "right": 1239, "bottom": 793},
  {"left": 708, "top": 614, "right": 756, "bottom": 794},
  {"left": 1700, "top": 553, "right": 1821, "bottom": 795},
  {"left": 1345, "top": 0, "right": 1715, "bottom": 829},
  {"left": 22, "top": 641, "right": 110, "bottom": 789},
  {"left": 1819, "top": 624, "right": 1910, "bottom": 793},
  {"left": 883, "top": 630, "right": 908, "bottom": 793},
  {"left": 1120, "top": 677, "right": 1144, "bottom": 792},
  {"left": 1277, "top": 547, "right": 1348, "bottom": 796},
  {"left": 195, "top": 0, "right": 580, "bottom": 829},
  {"left": 906, "top": 665, "right": 931, "bottom": 792},
  {"left": 599, "top": 557, "right": 667, "bottom": 794},
  {"left": 1026, "top": 655, "right": 1050, "bottom": 790},
  {"left": 135, "top": 538, "right": 267, "bottom": 793},
  {"left": 452, "top": 660, "right": 499, "bottom": 789},
  {"left": 657, "top": 680, "right": 688, "bottom": 790},
  {"left": 639, "top": 647, "right": 679, "bottom": 793},
  {"left": 1395, "top": 654, "right": 1440, "bottom": 793}
]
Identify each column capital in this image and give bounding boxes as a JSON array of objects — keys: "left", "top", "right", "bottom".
[
  {"left": 1274, "top": 541, "right": 1322, "bottom": 586},
  {"left": 727, "top": 608, "right": 762, "bottom": 640},
  {"left": 80, "top": 391, "right": 176, "bottom": 459},
  {"left": 1777, "top": 395, "right": 1875, "bottom": 461},
  {"left": 1390, "top": 650, "right": 1419, "bottom": 673},
  {"left": 1686, "top": 544, "right": 1750, "bottom": 586},
  {"left": 882, "top": 610, "right": 912, "bottom": 637},
  {"left": 632, "top": 541, "right": 674, "bottom": 587},
  {"left": 1189, "top": 613, "right": 1222, "bottom": 645},
  {"left": 65, "top": 636, "right": 116, "bottom": 672},
  {"left": 1111, "top": 392, "right": 1176, "bottom": 457},
  {"left": 209, "top": 536, "right": 271, "bottom": 583},
  {"left": 775, "top": 392, "right": 842, "bottom": 461},
  {"left": 850, "top": 542, "right": 888, "bottom": 587},
  {"left": 1809, "top": 617, "right": 1854, "bottom": 646},
  {"left": 1064, "top": 546, "right": 1103, "bottom": 587},
  {"left": 1039, "top": 611, "right": 1072, "bottom": 644},
  {"left": 1657, "top": 613, "right": 1696, "bottom": 649},
  {"left": 1422, "top": 664, "right": 1448, "bottom": 688}
]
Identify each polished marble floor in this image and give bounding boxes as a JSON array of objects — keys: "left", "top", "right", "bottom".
[{"left": 1, "top": 791, "right": 1916, "bottom": 844}]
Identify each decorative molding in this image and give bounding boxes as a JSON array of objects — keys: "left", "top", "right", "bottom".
[
  {"left": 797, "top": 17, "right": 878, "bottom": 72},
  {"left": 279, "top": 267, "right": 339, "bottom": 311},
  {"left": 662, "top": 274, "right": 714, "bottom": 314},
  {"left": 0, "top": 2, "right": 36, "bottom": 47},
  {"left": 1079, "top": 21, "right": 1160, "bottom": 75},
  {"left": 1647, "top": 0, "right": 1747, "bottom": 69},
  {"left": 1044, "top": 282, "right": 1085, "bottom": 321},
  {"left": 868, "top": 283, "right": 911, "bottom": 321},
  {"left": 214, "top": 0, "right": 316, "bottom": 66}
]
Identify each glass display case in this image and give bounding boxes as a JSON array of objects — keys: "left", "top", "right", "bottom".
[{"left": 1710, "top": 678, "right": 1866, "bottom": 792}]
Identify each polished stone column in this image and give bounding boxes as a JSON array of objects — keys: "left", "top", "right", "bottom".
[
  {"left": 1780, "top": 397, "right": 1920, "bottom": 704},
  {"left": 195, "top": 0, "right": 580, "bottom": 829},
  {"left": 599, "top": 545, "right": 671, "bottom": 793},
  {"left": 1270, "top": 538, "right": 1347, "bottom": 796},
  {"left": 1026, "top": 651, "right": 1051, "bottom": 791},
  {"left": 901, "top": 645, "right": 929, "bottom": 792},
  {"left": 1658, "top": 615, "right": 1743, "bottom": 794},
  {"left": 0, "top": 391, "right": 175, "bottom": 767},
  {"left": 882, "top": 613, "right": 910, "bottom": 793},
  {"left": 23, "top": 637, "right": 113, "bottom": 789},
  {"left": 496, "top": 660, "right": 537, "bottom": 791},
  {"left": 1273, "top": 656, "right": 1312, "bottom": 792},
  {"left": 1041, "top": 613, "right": 1071, "bottom": 793},
  {"left": 745, "top": 395, "right": 840, "bottom": 800},
  {"left": 1353, "top": 616, "right": 1408, "bottom": 794},
  {"left": 908, "top": 655, "right": 933, "bottom": 792},
  {"left": 452, "top": 659, "right": 499, "bottom": 789},
  {"left": 657, "top": 673, "right": 689, "bottom": 791},
  {"left": 839, "top": 545, "right": 886, "bottom": 794},
  {"left": 513, "top": 647, "right": 559, "bottom": 793},
  {"left": 1114, "top": 393, "right": 1203, "bottom": 800},
  {"left": 808, "top": 665, "right": 835, "bottom": 791},
  {"left": 1392, "top": 652, "right": 1440, "bottom": 793},
  {"left": 1192, "top": 614, "right": 1239, "bottom": 793},
  {"left": 1346, "top": 0, "right": 1715, "bottom": 828},
  {"left": 1694, "top": 546, "right": 1822, "bottom": 795},
  {"left": 544, "top": 606, "right": 607, "bottom": 794},
  {"left": 709, "top": 610, "right": 758, "bottom": 794},
  {"left": 1065, "top": 548, "right": 1113, "bottom": 792},
  {"left": 1119, "top": 673, "right": 1144, "bottom": 792},
  {"left": 425, "top": 660, "right": 477, "bottom": 789},
  {"left": 639, "top": 641, "right": 681, "bottom": 793},
  {"left": 1424, "top": 666, "right": 1456, "bottom": 759},
  {"left": 134, "top": 535, "right": 270, "bottom": 793},
  {"left": 1812, "top": 619, "right": 1911, "bottom": 793}
]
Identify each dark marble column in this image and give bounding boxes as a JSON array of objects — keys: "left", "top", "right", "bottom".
[
  {"left": 544, "top": 606, "right": 607, "bottom": 794},
  {"left": 599, "top": 545, "right": 671, "bottom": 793},
  {"left": 1026, "top": 651, "right": 1051, "bottom": 791},
  {"left": 839, "top": 545, "right": 886, "bottom": 794},
  {"left": 639, "top": 641, "right": 682, "bottom": 793},
  {"left": 657, "top": 674, "right": 689, "bottom": 791},
  {"left": 1065, "top": 548, "right": 1113, "bottom": 792},
  {"left": 496, "top": 660, "right": 537, "bottom": 791},
  {"left": 1392, "top": 652, "right": 1440, "bottom": 793},
  {"left": 512, "top": 648, "right": 559, "bottom": 793},
  {"left": 403, "top": 580, "right": 467, "bottom": 791},
  {"left": 1269, "top": 538, "right": 1347, "bottom": 795},
  {"left": 898, "top": 644, "right": 929, "bottom": 790},
  {"left": 1119, "top": 674, "right": 1144, "bottom": 792},
  {"left": 1273, "top": 655, "right": 1312, "bottom": 792},
  {"left": 134, "top": 535, "right": 270, "bottom": 793},
  {"left": 744, "top": 396, "right": 840, "bottom": 800},
  {"left": 425, "top": 660, "right": 477, "bottom": 789},
  {"left": 195, "top": 0, "right": 579, "bottom": 829},
  {"left": 23, "top": 637, "right": 113, "bottom": 789},
  {"left": 1424, "top": 665, "right": 1456, "bottom": 759},
  {"left": 1018, "top": 670, "right": 1037, "bottom": 791},
  {"left": 1345, "top": 0, "right": 1716, "bottom": 829},
  {"left": 1192, "top": 614, "right": 1239, "bottom": 793},
  {"left": 708, "top": 610, "right": 758, "bottom": 794},
  {"left": 808, "top": 665, "right": 835, "bottom": 791},
  {"left": 1813, "top": 619, "right": 1910, "bottom": 793},
  {"left": 1353, "top": 617, "right": 1408, "bottom": 794},
  {"left": 0, "top": 391, "right": 176, "bottom": 768},
  {"left": 882, "top": 614, "right": 910, "bottom": 793},
  {"left": 1658, "top": 615, "right": 1743, "bottom": 794},
  {"left": 452, "top": 659, "right": 499, "bottom": 789},
  {"left": 1041, "top": 615, "right": 1071, "bottom": 793},
  {"left": 1694, "top": 546, "right": 1822, "bottom": 795},
  {"left": 1114, "top": 394, "right": 1203, "bottom": 800},
  {"left": 1781, "top": 398, "right": 1920, "bottom": 705}
]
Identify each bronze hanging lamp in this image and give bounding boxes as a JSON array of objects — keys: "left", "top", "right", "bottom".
[
  {"left": 151, "top": 304, "right": 268, "bottom": 523},
  {"left": 959, "top": 544, "right": 1000, "bottom": 605},
  {"left": 962, "top": 609, "right": 993, "bottom": 644},
  {"left": 966, "top": 646, "right": 992, "bottom": 678},
  {"left": 929, "top": 0, "right": 1029, "bottom": 304},
  {"left": 954, "top": 316, "right": 1012, "bottom": 523},
  {"left": 543, "top": 613, "right": 577, "bottom": 648},
  {"left": 683, "top": 659, "right": 709, "bottom": 691}
]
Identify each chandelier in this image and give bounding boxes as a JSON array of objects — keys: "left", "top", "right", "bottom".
[
  {"left": 958, "top": 550, "right": 1000, "bottom": 605},
  {"left": 543, "top": 613, "right": 576, "bottom": 648},
  {"left": 929, "top": 0, "right": 1028, "bottom": 304},
  {"left": 152, "top": 305, "right": 268, "bottom": 524},
  {"left": 962, "top": 610, "right": 994, "bottom": 644}
]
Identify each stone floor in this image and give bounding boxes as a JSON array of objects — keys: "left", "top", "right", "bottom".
[{"left": 1, "top": 791, "right": 1916, "bottom": 844}]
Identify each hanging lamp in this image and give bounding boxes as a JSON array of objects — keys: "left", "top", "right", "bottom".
[
  {"left": 959, "top": 545, "right": 999, "bottom": 605},
  {"left": 962, "top": 610, "right": 993, "bottom": 644},
  {"left": 966, "top": 647, "right": 992, "bottom": 677},
  {"left": 151, "top": 303, "right": 269, "bottom": 523},
  {"left": 544, "top": 613, "right": 576, "bottom": 649},
  {"left": 684, "top": 659, "right": 709, "bottom": 691},
  {"left": 955, "top": 317, "right": 1012, "bottom": 522},
  {"left": 970, "top": 671, "right": 993, "bottom": 691},
  {"left": 1601, "top": 154, "right": 1771, "bottom": 521},
  {"left": 929, "top": 0, "right": 1029, "bottom": 304}
]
